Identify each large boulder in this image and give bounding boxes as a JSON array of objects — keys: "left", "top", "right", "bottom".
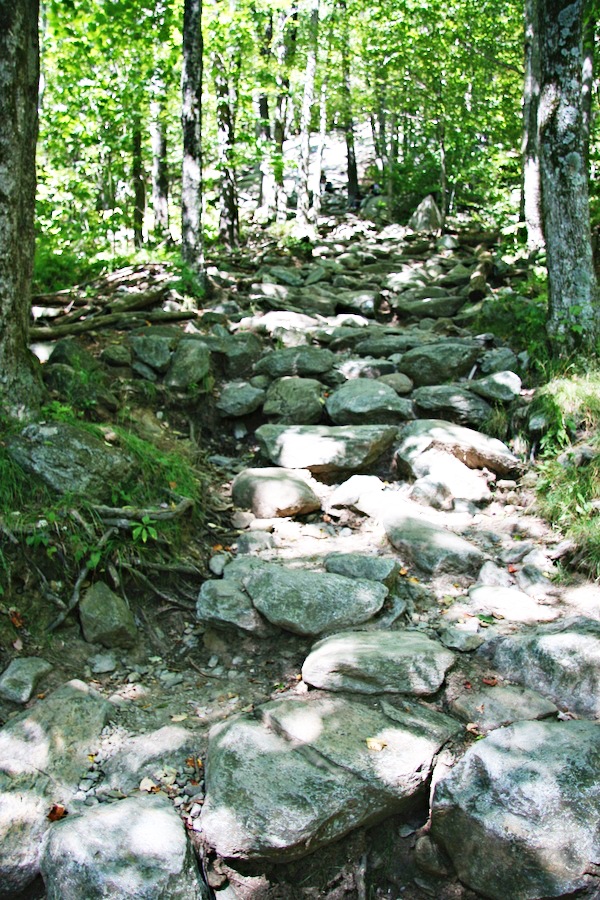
[
  {"left": 243, "top": 564, "right": 387, "bottom": 635},
  {"left": 0, "top": 657, "right": 53, "bottom": 704},
  {"left": 326, "top": 379, "right": 414, "bottom": 425},
  {"left": 200, "top": 695, "right": 459, "bottom": 862},
  {"left": 41, "top": 794, "right": 207, "bottom": 899},
  {"left": 232, "top": 467, "right": 321, "bottom": 518},
  {"left": 196, "top": 578, "right": 270, "bottom": 635},
  {"left": 302, "top": 631, "right": 454, "bottom": 694},
  {"left": 408, "top": 195, "right": 443, "bottom": 232},
  {"left": 215, "top": 381, "right": 266, "bottom": 417},
  {"left": 7, "top": 423, "right": 134, "bottom": 502},
  {"left": 164, "top": 339, "right": 212, "bottom": 390},
  {"left": 430, "top": 720, "right": 600, "bottom": 899},
  {"left": 254, "top": 347, "right": 336, "bottom": 378},
  {"left": 480, "top": 617, "right": 600, "bottom": 717},
  {"left": 79, "top": 581, "right": 138, "bottom": 649},
  {"left": 255, "top": 424, "right": 398, "bottom": 474}
]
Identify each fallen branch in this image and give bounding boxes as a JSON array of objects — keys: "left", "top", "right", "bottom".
[
  {"left": 91, "top": 497, "right": 194, "bottom": 524},
  {"left": 30, "top": 309, "right": 198, "bottom": 340}
]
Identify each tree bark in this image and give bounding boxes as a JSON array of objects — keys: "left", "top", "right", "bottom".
[
  {"left": 538, "top": 0, "right": 599, "bottom": 353},
  {"left": 274, "top": 4, "right": 298, "bottom": 222},
  {"left": 522, "top": 0, "right": 544, "bottom": 251},
  {"left": 296, "top": 1, "right": 319, "bottom": 228},
  {"left": 581, "top": 0, "right": 595, "bottom": 168},
  {"left": 0, "top": 0, "right": 44, "bottom": 417},
  {"left": 213, "top": 51, "right": 239, "bottom": 249},
  {"left": 150, "top": 96, "right": 170, "bottom": 241},
  {"left": 132, "top": 115, "right": 145, "bottom": 248},
  {"left": 181, "top": 0, "right": 204, "bottom": 279},
  {"left": 338, "top": 0, "right": 358, "bottom": 208}
]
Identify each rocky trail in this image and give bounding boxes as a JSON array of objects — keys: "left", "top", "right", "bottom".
[{"left": 2, "top": 208, "right": 600, "bottom": 900}]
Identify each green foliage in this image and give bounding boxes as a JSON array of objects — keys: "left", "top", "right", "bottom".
[
  {"left": 532, "top": 370, "right": 600, "bottom": 455},
  {"left": 132, "top": 515, "right": 159, "bottom": 544}
]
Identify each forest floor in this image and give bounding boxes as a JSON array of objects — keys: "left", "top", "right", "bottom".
[{"left": 2, "top": 210, "right": 600, "bottom": 899}]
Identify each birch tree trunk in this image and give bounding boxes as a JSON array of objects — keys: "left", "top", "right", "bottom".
[
  {"left": 338, "top": 0, "right": 358, "bottom": 208},
  {"left": 538, "top": 0, "right": 598, "bottom": 352},
  {"left": 213, "top": 51, "right": 239, "bottom": 249},
  {"left": 522, "top": 0, "right": 544, "bottom": 251},
  {"left": 296, "top": 1, "right": 319, "bottom": 228},
  {"left": 150, "top": 92, "right": 170, "bottom": 241},
  {"left": 274, "top": 5, "right": 298, "bottom": 222},
  {"left": 132, "top": 114, "right": 145, "bottom": 248},
  {"left": 181, "top": 0, "right": 204, "bottom": 278},
  {"left": 0, "top": 0, "right": 44, "bottom": 417}
]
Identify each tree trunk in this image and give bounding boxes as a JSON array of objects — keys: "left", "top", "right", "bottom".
[
  {"left": 522, "top": 0, "right": 544, "bottom": 250},
  {"left": 181, "top": 0, "right": 204, "bottom": 278},
  {"left": 312, "top": 74, "right": 328, "bottom": 219},
  {"left": 538, "top": 0, "right": 599, "bottom": 353},
  {"left": 338, "top": 0, "right": 358, "bottom": 208},
  {"left": 0, "top": 0, "right": 44, "bottom": 417},
  {"left": 132, "top": 116, "right": 145, "bottom": 248},
  {"left": 150, "top": 97, "right": 170, "bottom": 241},
  {"left": 213, "top": 52, "right": 239, "bottom": 249},
  {"left": 296, "top": 1, "right": 319, "bottom": 228},
  {"left": 274, "top": 4, "right": 298, "bottom": 222}
]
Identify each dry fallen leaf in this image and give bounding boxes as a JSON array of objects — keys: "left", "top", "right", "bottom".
[
  {"left": 463, "top": 680, "right": 472, "bottom": 690},
  {"left": 12, "top": 638, "right": 23, "bottom": 651},
  {"left": 171, "top": 714, "right": 188, "bottom": 722},
  {"left": 139, "top": 777, "right": 158, "bottom": 793},
  {"left": 482, "top": 676, "right": 498, "bottom": 687},
  {"left": 9, "top": 610, "right": 24, "bottom": 629},
  {"left": 47, "top": 803, "right": 68, "bottom": 821},
  {"left": 366, "top": 737, "right": 388, "bottom": 752},
  {"left": 507, "top": 564, "right": 519, "bottom": 574},
  {"left": 465, "top": 723, "right": 480, "bottom": 735}
]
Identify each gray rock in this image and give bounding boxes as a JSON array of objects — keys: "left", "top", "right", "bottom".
[
  {"left": 467, "top": 370, "right": 522, "bottom": 402},
  {"left": 393, "top": 294, "right": 466, "bottom": 319},
  {"left": 450, "top": 684, "right": 558, "bottom": 732},
  {"left": 481, "top": 617, "right": 600, "bottom": 717},
  {"left": 197, "top": 579, "right": 270, "bottom": 635},
  {"left": 102, "top": 726, "right": 200, "bottom": 793},
  {"left": 47, "top": 338, "right": 99, "bottom": 372},
  {"left": 377, "top": 372, "right": 414, "bottom": 394},
  {"left": 324, "top": 553, "right": 400, "bottom": 588},
  {"left": 396, "top": 341, "right": 481, "bottom": 387},
  {"left": 263, "top": 376, "right": 324, "bottom": 424},
  {"left": 383, "top": 513, "right": 485, "bottom": 575},
  {"left": 437, "top": 626, "right": 484, "bottom": 653},
  {"left": 244, "top": 565, "right": 387, "bottom": 635},
  {"left": 216, "top": 381, "right": 266, "bottom": 417},
  {"left": 130, "top": 332, "right": 178, "bottom": 372},
  {"left": 395, "top": 419, "right": 520, "bottom": 477},
  {"left": 265, "top": 266, "right": 305, "bottom": 287},
  {"left": 236, "top": 530, "right": 276, "bottom": 554},
  {"left": 405, "top": 448, "right": 491, "bottom": 506},
  {"left": 255, "top": 424, "right": 398, "bottom": 474},
  {"left": 200, "top": 694, "right": 459, "bottom": 862},
  {"left": 41, "top": 794, "right": 206, "bottom": 899},
  {"left": 0, "top": 681, "right": 111, "bottom": 895},
  {"left": 42, "top": 364, "right": 118, "bottom": 411},
  {"left": 479, "top": 346, "right": 519, "bottom": 375},
  {"left": 232, "top": 467, "right": 321, "bottom": 518},
  {"left": 218, "top": 332, "right": 264, "bottom": 378},
  {"left": 164, "top": 340, "right": 211, "bottom": 389},
  {"left": 326, "top": 379, "right": 414, "bottom": 425},
  {"left": 254, "top": 347, "right": 336, "bottom": 378},
  {"left": 412, "top": 385, "right": 492, "bottom": 429},
  {"left": 302, "top": 631, "right": 454, "bottom": 694},
  {"left": 408, "top": 195, "right": 443, "bottom": 232},
  {"left": 431, "top": 720, "right": 600, "bottom": 899},
  {"left": 353, "top": 334, "right": 425, "bottom": 357},
  {"left": 79, "top": 582, "right": 138, "bottom": 649},
  {"left": 7, "top": 424, "right": 134, "bottom": 502},
  {"left": 101, "top": 343, "right": 132, "bottom": 366},
  {"left": 334, "top": 357, "right": 397, "bottom": 381},
  {"left": 336, "top": 289, "right": 380, "bottom": 316},
  {"left": 0, "top": 657, "right": 53, "bottom": 704}
]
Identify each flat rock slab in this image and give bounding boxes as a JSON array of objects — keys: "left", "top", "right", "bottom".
[
  {"left": 255, "top": 424, "right": 398, "bottom": 474},
  {"left": 407, "top": 448, "right": 491, "bottom": 506},
  {"left": 326, "top": 379, "right": 414, "bottom": 425},
  {"left": 450, "top": 684, "right": 558, "bottom": 732},
  {"left": 244, "top": 565, "right": 387, "bottom": 635},
  {"left": 200, "top": 695, "right": 459, "bottom": 862},
  {"left": 101, "top": 726, "right": 201, "bottom": 794},
  {"left": 302, "top": 631, "right": 454, "bottom": 694},
  {"left": 383, "top": 513, "right": 485, "bottom": 575},
  {"left": 468, "top": 585, "right": 559, "bottom": 624},
  {"left": 480, "top": 616, "right": 600, "bottom": 717},
  {"left": 7, "top": 423, "right": 134, "bottom": 502},
  {"left": 431, "top": 720, "right": 600, "bottom": 899},
  {"left": 467, "top": 370, "right": 522, "bottom": 402},
  {"left": 196, "top": 578, "right": 270, "bottom": 635},
  {"left": 393, "top": 294, "right": 466, "bottom": 319},
  {"left": 41, "top": 794, "right": 206, "bottom": 899},
  {"left": 0, "top": 657, "right": 53, "bottom": 704},
  {"left": 395, "top": 419, "right": 520, "bottom": 477},
  {"left": 254, "top": 347, "right": 336, "bottom": 378},
  {"left": 232, "top": 467, "right": 321, "bottom": 518},
  {"left": 324, "top": 553, "right": 400, "bottom": 588}
]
